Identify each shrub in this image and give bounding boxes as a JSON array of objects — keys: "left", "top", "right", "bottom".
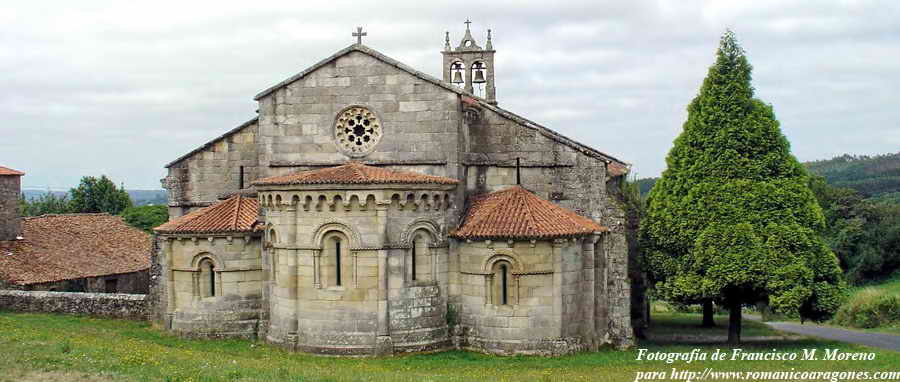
[{"left": 833, "top": 288, "right": 900, "bottom": 328}]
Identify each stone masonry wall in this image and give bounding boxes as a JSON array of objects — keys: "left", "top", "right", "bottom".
[
  {"left": 0, "top": 290, "right": 149, "bottom": 320},
  {"left": 257, "top": 51, "right": 460, "bottom": 172},
  {"left": 165, "top": 120, "right": 259, "bottom": 217},
  {"left": 0, "top": 175, "right": 22, "bottom": 241},
  {"left": 25, "top": 270, "right": 150, "bottom": 294},
  {"left": 162, "top": 235, "right": 264, "bottom": 339}
]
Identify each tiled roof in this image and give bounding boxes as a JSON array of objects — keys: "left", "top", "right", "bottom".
[
  {"left": 154, "top": 195, "right": 259, "bottom": 234},
  {"left": 0, "top": 214, "right": 150, "bottom": 286},
  {"left": 252, "top": 162, "right": 459, "bottom": 186},
  {"left": 607, "top": 162, "right": 629, "bottom": 177},
  {"left": 451, "top": 186, "right": 607, "bottom": 240},
  {"left": 0, "top": 166, "right": 24, "bottom": 176}
]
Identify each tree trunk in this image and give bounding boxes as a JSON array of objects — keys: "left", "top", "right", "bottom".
[
  {"left": 701, "top": 300, "right": 716, "bottom": 327},
  {"left": 727, "top": 302, "right": 742, "bottom": 344}
]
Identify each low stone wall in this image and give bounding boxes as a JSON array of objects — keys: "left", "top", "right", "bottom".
[{"left": 0, "top": 290, "right": 149, "bottom": 320}]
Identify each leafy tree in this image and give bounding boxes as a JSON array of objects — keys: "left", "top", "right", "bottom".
[
  {"left": 641, "top": 31, "right": 846, "bottom": 343},
  {"left": 69, "top": 175, "right": 133, "bottom": 214},
  {"left": 121, "top": 205, "right": 169, "bottom": 232},
  {"left": 809, "top": 174, "right": 900, "bottom": 283},
  {"left": 20, "top": 191, "right": 73, "bottom": 216}
]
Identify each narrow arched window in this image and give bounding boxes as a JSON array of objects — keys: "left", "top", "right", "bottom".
[
  {"left": 322, "top": 231, "right": 350, "bottom": 288},
  {"left": 411, "top": 236, "right": 417, "bottom": 281},
  {"left": 199, "top": 258, "right": 216, "bottom": 297},
  {"left": 500, "top": 264, "right": 508, "bottom": 305},
  {"left": 335, "top": 238, "right": 342, "bottom": 286},
  {"left": 410, "top": 231, "right": 432, "bottom": 282},
  {"left": 491, "top": 260, "right": 514, "bottom": 305}
]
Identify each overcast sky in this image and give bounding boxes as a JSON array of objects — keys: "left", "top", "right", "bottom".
[{"left": 3, "top": 1, "right": 898, "bottom": 190}]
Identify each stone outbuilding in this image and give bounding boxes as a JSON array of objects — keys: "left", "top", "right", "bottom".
[
  {"left": 0, "top": 165, "right": 151, "bottom": 293},
  {"left": 153, "top": 23, "right": 636, "bottom": 355}
]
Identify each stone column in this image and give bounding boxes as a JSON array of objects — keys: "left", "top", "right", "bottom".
[
  {"left": 164, "top": 238, "right": 176, "bottom": 328},
  {"left": 551, "top": 238, "right": 566, "bottom": 338},
  {"left": 312, "top": 250, "right": 321, "bottom": 289},
  {"left": 352, "top": 251, "right": 359, "bottom": 288},
  {"left": 582, "top": 234, "right": 600, "bottom": 349},
  {"left": 595, "top": 234, "right": 608, "bottom": 342},
  {"left": 286, "top": 205, "right": 298, "bottom": 245}
]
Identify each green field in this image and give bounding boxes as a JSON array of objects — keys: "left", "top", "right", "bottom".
[{"left": 0, "top": 311, "right": 897, "bottom": 382}]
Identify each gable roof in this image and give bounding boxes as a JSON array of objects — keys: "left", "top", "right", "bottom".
[
  {"left": 451, "top": 186, "right": 606, "bottom": 240},
  {"left": 252, "top": 162, "right": 459, "bottom": 186},
  {"left": 0, "top": 214, "right": 150, "bottom": 286},
  {"left": 154, "top": 195, "right": 260, "bottom": 234},
  {"left": 165, "top": 117, "right": 258, "bottom": 169},
  {"left": 0, "top": 166, "right": 24, "bottom": 176},
  {"left": 253, "top": 43, "right": 629, "bottom": 168}
]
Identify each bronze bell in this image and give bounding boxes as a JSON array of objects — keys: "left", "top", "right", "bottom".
[
  {"left": 452, "top": 71, "right": 464, "bottom": 84},
  {"left": 473, "top": 69, "right": 486, "bottom": 83}
]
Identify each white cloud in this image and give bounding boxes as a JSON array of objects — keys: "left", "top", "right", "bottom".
[{"left": 2, "top": 0, "right": 898, "bottom": 189}]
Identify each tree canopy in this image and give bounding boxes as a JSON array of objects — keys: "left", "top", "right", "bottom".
[
  {"left": 69, "top": 175, "right": 133, "bottom": 215},
  {"left": 121, "top": 205, "right": 169, "bottom": 232},
  {"left": 641, "top": 31, "right": 846, "bottom": 343}
]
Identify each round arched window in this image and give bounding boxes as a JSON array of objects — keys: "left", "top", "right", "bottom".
[{"left": 335, "top": 106, "right": 382, "bottom": 157}]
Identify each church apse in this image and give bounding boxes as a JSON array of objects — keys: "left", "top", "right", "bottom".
[{"left": 253, "top": 163, "right": 458, "bottom": 354}]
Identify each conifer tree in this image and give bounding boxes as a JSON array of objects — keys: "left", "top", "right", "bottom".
[{"left": 641, "top": 31, "right": 846, "bottom": 343}]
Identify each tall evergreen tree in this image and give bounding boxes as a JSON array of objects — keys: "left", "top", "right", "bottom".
[{"left": 641, "top": 31, "right": 846, "bottom": 343}]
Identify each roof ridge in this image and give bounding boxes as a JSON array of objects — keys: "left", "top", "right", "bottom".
[
  {"left": 452, "top": 185, "right": 606, "bottom": 240},
  {"left": 231, "top": 195, "right": 242, "bottom": 231},
  {"left": 24, "top": 213, "right": 113, "bottom": 220}
]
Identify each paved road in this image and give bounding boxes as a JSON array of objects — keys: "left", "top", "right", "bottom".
[{"left": 746, "top": 315, "right": 900, "bottom": 352}]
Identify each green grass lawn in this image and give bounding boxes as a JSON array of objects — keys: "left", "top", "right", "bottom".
[{"left": 1, "top": 311, "right": 898, "bottom": 382}]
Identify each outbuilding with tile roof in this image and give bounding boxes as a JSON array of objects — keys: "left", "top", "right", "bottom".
[{"left": 0, "top": 214, "right": 151, "bottom": 293}]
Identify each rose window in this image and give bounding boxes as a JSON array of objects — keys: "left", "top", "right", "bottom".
[{"left": 335, "top": 106, "right": 382, "bottom": 156}]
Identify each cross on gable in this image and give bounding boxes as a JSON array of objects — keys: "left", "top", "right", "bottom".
[
  {"left": 353, "top": 26, "right": 367, "bottom": 45},
  {"left": 464, "top": 19, "right": 472, "bottom": 30}
]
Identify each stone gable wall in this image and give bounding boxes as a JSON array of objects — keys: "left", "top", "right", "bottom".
[
  {"left": 0, "top": 290, "right": 149, "bottom": 320},
  {"left": 256, "top": 51, "right": 461, "bottom": 171},
  {"left": 165, "top": 121, "right": 259, "bottom": 217}
]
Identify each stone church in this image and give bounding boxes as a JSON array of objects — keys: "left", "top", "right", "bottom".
[{"left": 152, "top": 24, "right": 635, "bottom": 355}]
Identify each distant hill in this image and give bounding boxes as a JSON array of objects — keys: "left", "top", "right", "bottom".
[
  {"left": 804, "top": 153, "right": 900, "bottom": 197},
  {"left": 22, "top": 189, "right": 167, "bottom": 206},
  {"left": 636, "top": 152, "right": 900, "bottom": 199},
  {"left": 636, "top": 178, "right": 658, "bottom": 196}
]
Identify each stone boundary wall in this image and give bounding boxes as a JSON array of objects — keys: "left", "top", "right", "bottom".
[{"left": 0, "top": 290, "right": 149, "bottom": 320}]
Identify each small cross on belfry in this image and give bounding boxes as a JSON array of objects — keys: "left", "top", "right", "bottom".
[
  {"left": 464, "top": 19, "right": 472, "bottom": 29},
  {"left": 353, "top": 26, "right": 367, "bottom": 45}
]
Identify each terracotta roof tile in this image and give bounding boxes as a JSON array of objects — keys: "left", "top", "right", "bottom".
[
  {"left": 154, "top": 195, "right": 259, "bottom": 234},
  {"left": 607, "top": 162, "right": 629, "bottom": 177},
  {"left": 0, "top": 166, "right": 24, "bottom": 176},
  {"left": 253, "top": 162, "right": 459, "bottom": 186},
  {"left": 451, "top": 186, "right": 606, "bottom": 240},
  {"left": 0, "top": 214, "right": 150, "bottom": 286}
]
